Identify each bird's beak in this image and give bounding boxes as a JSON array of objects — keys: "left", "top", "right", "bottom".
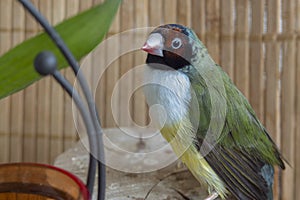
[
  {"left": 141, "top": 42, "right": 164, "bottom": 57},
  {"left": 141, "top": 33, "right": 164, "bottom": 57}
]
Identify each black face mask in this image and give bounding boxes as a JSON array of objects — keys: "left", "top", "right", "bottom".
[{"left": 146, "top": 51, "right": 191, "bottom": 71}]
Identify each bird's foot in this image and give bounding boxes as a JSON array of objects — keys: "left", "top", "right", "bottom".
[{"left": 204, "top": 191, "right": 219, "bottom": 200}]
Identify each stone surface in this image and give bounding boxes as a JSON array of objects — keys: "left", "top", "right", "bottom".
[{"left": 54, "top": 127, "right": 226, "bottom": 200}]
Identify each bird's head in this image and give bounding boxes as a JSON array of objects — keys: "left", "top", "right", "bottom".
[{"left": 142, "top": 24, "right": 201, "bottom": 71}]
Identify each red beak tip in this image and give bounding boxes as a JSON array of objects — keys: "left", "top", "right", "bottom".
[{"left": 141, "top": 43, "right": 150, "bottom": 51}]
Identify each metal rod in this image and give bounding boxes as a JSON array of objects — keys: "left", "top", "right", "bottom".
[{"left": 18, "top": 0, "right": 106, "bottom": 199}]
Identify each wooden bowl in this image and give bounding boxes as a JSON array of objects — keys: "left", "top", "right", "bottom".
[{"left": 0, "top": 163, "right": 89, "bottom": 200}]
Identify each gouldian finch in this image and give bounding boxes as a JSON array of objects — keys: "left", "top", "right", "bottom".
[{"left": 141, "top": 24, "right": 285, "bottom": 200}]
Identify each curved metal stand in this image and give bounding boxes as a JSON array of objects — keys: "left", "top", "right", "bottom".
[{"left": 18, "top": 1, "right": 106, "bottom": 199}]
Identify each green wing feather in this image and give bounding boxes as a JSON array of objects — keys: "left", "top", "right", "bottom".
[
  {"left": 193, "top": 65, "right": 284, "bottom": 166},
  {"left": 188, "top": 62, "right": 285, "bottom": 199}
]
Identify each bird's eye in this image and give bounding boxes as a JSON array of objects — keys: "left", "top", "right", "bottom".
[{"left": 171, "top": 38, "right": 182, "bottom": 49}]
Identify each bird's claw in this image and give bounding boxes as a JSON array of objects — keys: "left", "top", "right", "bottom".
[{"left": 204, "top": 191, "right": 219, "bottom": 200}]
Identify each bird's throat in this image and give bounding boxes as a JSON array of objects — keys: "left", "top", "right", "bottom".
[{"left": 146, "top": 52, "right": 190, "bottom": 70}]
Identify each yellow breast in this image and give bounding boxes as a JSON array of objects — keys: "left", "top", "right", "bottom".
[{"left": 161, "top": 120, "right": 228, "bottom": 199}]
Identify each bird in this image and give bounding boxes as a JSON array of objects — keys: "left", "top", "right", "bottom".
[{"left": 141, "top": 24, "right": 285, "bottom": 200}]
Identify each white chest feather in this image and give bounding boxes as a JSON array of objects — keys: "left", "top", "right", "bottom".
[{"left": 143, "top": 66, "right": 191, "bottom": 125}]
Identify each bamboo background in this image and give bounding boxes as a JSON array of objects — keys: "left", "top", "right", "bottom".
[{"left": 0, "top": 0, "right": 299, "bottom": 199}]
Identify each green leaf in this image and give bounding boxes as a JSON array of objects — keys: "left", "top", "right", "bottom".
[{"left": 0, "top": 0, "right": 121, "bottom": 99}]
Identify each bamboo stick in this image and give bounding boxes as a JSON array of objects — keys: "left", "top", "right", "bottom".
[
  {"left": 36, "top": 75, "right": 52, "bottom": 164},
  {"left": 191, "top": 0, "right": 206, "bottom": 41},
  {"left": 22, "top": 0, "right": 39, "bottom": 162},
  {"left": 118, "top": 1, "right": 134, "bottom": 127},
  {"left": 220, "top": 0, "right": 234, "bottom": 79},
  {"left": 92, "top": 13, "right": 108, "bottom": 128},
  {"left": 36, "top": 0, "right": 52, "bottom": 164},
  {"left": 78, "top": 0, "right": 94, "bottom": 137},
  {"left": 92, "top": 48, "right": 107, "bottom": 128},
  {"left": 234, "top": 0, "right": 250, "bottom": 98},
  {"left": 249, "top": 0, "right": 265, "bottom": 122},
  {"left": 49, "top": 0, "right": 66, "bottom": 163},
  {"left": 9, "top": 0, "right": 25, "bottom": 163},
  {"left": 133, "top": 0, "right": 149, "bottom": 127},
  {"left": 0, "top": 0, "right": 12, "bottom": 163},
  {"left": 281, "top": 0, "right": 296, "bottom": 199},
  {"left": 295, "top": 37, "right": 300, "bottom": 200},
  {"left": 91, "top": 0, "right": 106, "bottom": 130},
  {"left": 92, "top": 37, "right": 107, "bottom": 129},
  {"left": 177, "top": 0, "right": 191, "bottom": 27},
  {"left": 62, "top": 0, "right": 80, "bottom": 151},
  {"left": 264, "top": 0, "right": 281, "bottom": 199},
  {"left": 295, "top": 1, "right": 300, "bottom": 199},
  {"left": 105, "top": 9, "right": 120, "bottom": 127},
  {"left": 78, "top": 0, "right": 93, "bottom": 88},
  {"left": 93, "top": 0, "right": 105, "bottom": 6},
  {"left": 149, "top": 0, "right": 162, "bottom": 26},
  {"left": 79, "top": 0, "right": 93, "bottom": 11},
  {"left": 163, "top": 0, "right": 177, "bottom": 24},
  {"left": 90, "top": 0, "right": 106, "bottom": 130},
  {"left": 205, "top": 0, "right": 220, "bottom": 63}
]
